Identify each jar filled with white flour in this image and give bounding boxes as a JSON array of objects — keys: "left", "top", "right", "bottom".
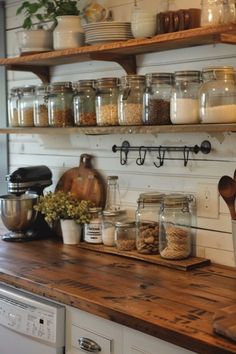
[
  {"left": 199, "top": 66, "right": 236, "bottom": 124},
  {"left": 170, "top": 70, "right": 201, "bottom": 124}
]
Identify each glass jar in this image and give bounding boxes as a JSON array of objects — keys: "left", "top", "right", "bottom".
[
  {"left": 95, "top": 77, "right": 119, "bottom": 126},
  {"left": 84, "top": 207, "right": 102, "bottom": 244},
  {"left": 199, "top": 66, "right": 236, "bottom": 123},
  {"left": 33, "top": 84, "right": 49, "bottom": 127},
  {"left": 48, "top": 82, "right": 74, "bottom": 127},
  {"left": 102, "top": 209, "right": 127, "bottom": 246},
  {"left": 143, "top": 73, "right": 173, "bottom": 125},
  {"left": 170, "top": 70, "right": 201, "bottom": 124},
  {"left": 115, "top": 220, "right": 136, "bottom": 251},
  {"left": 136, "top": 192, "right": 164, "bottom": 254},
  {"left": 8, "top": 87, "right": 20, "bottom": 127},
  {"left": 104, "top": 176, "right": 121, "bottom": 211},
  {"left": 159, "top": 194, "right": 193, "bottom": 260},
  {"left": 73, "top": 79, "right": 96, "bottom": 126},
  {"left": 18, "top": 85, "right": 36, "bottom": 127},
  {"left": 221, "top": 0, "right": 236, "bottom": 24},
  {"left": 201, "top": 0, "right": 223, "bottom": 26},
  {"left": 118, "top": 75, "right": 145, "bottom": 126}
]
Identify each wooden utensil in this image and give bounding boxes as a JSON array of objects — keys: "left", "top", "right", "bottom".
[
  {"left": 218, "top": 175, "right": 236, "bottom": 220},
  {"left": 234, "top": 169, "right": 236, "bottom": 183}
]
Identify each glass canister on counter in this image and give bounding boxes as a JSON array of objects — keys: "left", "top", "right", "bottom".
[
  {"left": 8, "top": 87, "right": 21, "bottom": 127},
  {"left": 48, "top": 81, "right": 74, "bottom": 127},
  {"left": 104, "top": 175, "right": 121, "bottom": 211},
  {"left": 18, "top": 85, "right": 36, "bottom": 127},
  {"left": 170, "top": 70, "right": 201, "bottom": 124},
  {"left": 84, "top": 207, "right": 103, "bottom": 244},
  {"left": 115, "top": 220, "right": 136, "bottom": 251},
  {"left": 118, "top": 74, "right": 145, "bottom": 126},
  {"left": 199, "top": 66, "right": 236, "bottom": 123},
  {"left": 143, "top": 73, "right": 173, "bottom": 125},
  {"left": 33, "top": 84, "right": 49, "bottom": 127},
  {"left": 159, "top": 193, "right": 193, "bottom": 260},
  {"left": 95, "top": 77, "right": 119, "bottom": 126},
  {"left": 102, "top": 209, "right": 127, "bottom": 246},
  {"left": 73, "top": 79, "right": 96, "bottom": 126},
  {"left": 136, "top": 192, "right": 165, "bottom": 254}
]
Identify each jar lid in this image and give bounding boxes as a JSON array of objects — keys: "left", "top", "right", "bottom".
[
  {"left": 75, "top": 79, "right": 95, "bottom": 89},
  {"left": 120, "top": 74, "right": 145, "bottom": 85},
  {"left": 107, "top": 176, "right": 118, "bottom": 180},
  {"left": 174, "top": 70, "right": 201, "bottom": 82},
  {"left": 35, "top": 84, "right": 48, "bottom": 94},
  {"left": 48, "top": 81, "right": 73, "bottom": 92},
  {"left": 115, "top": 220, "right": 136, "bottom": 228},
  {"left": 145, "top": 72, "right": 174, "bottom": 85},
  {"left": 202, "top": 66, "right": 235, "bottom": 79},
  {"left": 103, "top": 210, "right": 120, "bottom": 217},
  {"left": 138, "top": 192, "right": 165, "bottom": 204},
  {"left": 95, "top": 77, "right": 119, "bottom": 88},
  {"left": 20, "top": 85, "right": 36, "bottom": 93},
  {"left": 163, "top": 193, "right": 189, "bottom": 207},
  {"left": 89, "top": 207, "right": 102, "bottom": 213}
]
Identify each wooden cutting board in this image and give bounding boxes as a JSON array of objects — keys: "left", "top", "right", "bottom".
[
  {"left": 55, "top": 154, "right": 106, "bottom": 208},
  {"left": 213, "top": 304, "right": 236, "bottom": 342}
]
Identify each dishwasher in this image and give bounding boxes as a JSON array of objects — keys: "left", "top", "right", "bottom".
[{"left": 0, "top": 283, "right": 65, "bottom": 354}]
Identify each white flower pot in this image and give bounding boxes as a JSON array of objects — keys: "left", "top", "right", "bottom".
[
  {"left": 16, "top": 29, "right": 53, "bottom": 54},
  {"left": 53, "top": 16, "right": 84, "bottom": 50},
  {"left": 60, "top": 219, "right": 82, "bottom": 244}
]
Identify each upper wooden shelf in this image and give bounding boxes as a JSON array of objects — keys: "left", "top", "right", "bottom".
[{"left": 1, "top": 24, "right": 236, "bottom": 82}]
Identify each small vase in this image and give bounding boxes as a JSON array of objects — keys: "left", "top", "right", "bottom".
[
  {"left": 53, "top": 16, "right": 84, "bottom": 50},
  {"left": 60, "top": 219, "right": 82, "bottom": 244}
]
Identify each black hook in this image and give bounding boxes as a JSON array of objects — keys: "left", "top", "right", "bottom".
[
  {"left": 120, "top": 140, "right": 130, "bottom": 165},
  {"left": 183, "top": 146, "right": 190, "bottom": 166},
  {"left": 136, "top": 146, "right": 147, "bottom": 165},
  {"left": 154, "top": 146, "right": 165, "bottom": 168}
]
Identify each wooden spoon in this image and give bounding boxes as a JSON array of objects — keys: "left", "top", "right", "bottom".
[{"left": 218, "top": 175, "right": 236, "bottom": 220}]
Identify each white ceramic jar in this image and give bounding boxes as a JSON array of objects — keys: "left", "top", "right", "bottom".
[
  {"left": 131, "top": 7, "right": 157, "bottom": 38},
  {"left": 16, "top": 29, "right": 53, "bottom": 54},
  {"left": 53, "top": 16, "right": 84, "bottom": 50}
]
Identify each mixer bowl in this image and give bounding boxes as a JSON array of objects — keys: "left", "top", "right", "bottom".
[{"left": 0, "top": 193, "right": 39, "bottom": 240}]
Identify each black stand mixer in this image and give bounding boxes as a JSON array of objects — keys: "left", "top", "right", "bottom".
[{"left": 0, "top": 165, "right": 54, "bottom": 242}]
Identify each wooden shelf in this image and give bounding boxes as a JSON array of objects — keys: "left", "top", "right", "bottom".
[{"left": 1, "top": 24, "right": 236, "bottom": 82}]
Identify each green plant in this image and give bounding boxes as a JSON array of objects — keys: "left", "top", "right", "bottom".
[{"left": 34, "top": 191, "right": 92, "bottom": 224}]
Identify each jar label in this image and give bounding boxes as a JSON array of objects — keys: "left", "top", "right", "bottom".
[{"left": 84, "top": 221, "right": 102, "bottom": 243}]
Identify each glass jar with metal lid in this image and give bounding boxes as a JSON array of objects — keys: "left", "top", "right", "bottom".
[
  {"left": 33, "top": 84, "right": 49, "bottom": 127},
  {"left": 136, "top": 192, "right": 165, "bottom": 254},
  {"left": 95, "top": 77, "right": 119, "bottom": 126},
  {"left": 170, "top": 70, "right": 201, "bottom": 124},
  {"left": 102, "top": 209, "right": 127, "bottom": 246},
  {"left": 118, "top": 74, "right": 145, "bottom": 126},
  {"left": 8, "top": 87, "right": 21, "bottom": 127},
  {"left": 143, "top": 73, "right": 173, "bottom": 125},
  {"left": 84, "top": 207, "right": 102, "bottom": 244},
  {"left": 115, "top": 220, "right": 136, "bottom": 251},
  {"left": 73, "top": 79, "right": 96, "bottom": 126},
  {"left": 159, "top": 193, "right": 193, "bottom": 260},
  {"left": 199, "top": 66, "right": 236, "bottom": 124},
  {"left": 18, "top": 85, "right": 36, "bottom": 127},
  {"left": 48, "top": 81, "right": 74, "bottom": 127}
]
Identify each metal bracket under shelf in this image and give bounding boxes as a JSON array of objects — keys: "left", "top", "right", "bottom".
[{"left": 112, "top": 140, "right": 211, "bottom": 167}]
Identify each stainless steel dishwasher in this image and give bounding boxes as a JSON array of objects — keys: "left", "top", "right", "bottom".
[{"left": 0, "top": 283, "right": 65, "bottom": 354}]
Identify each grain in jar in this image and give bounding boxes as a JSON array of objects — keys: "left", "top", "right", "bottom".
[
  {"left": 95, "top": 77, "right": 119, "bottom": 126},
  {"left": 8, "top": 87, "right": 21, "bottom": 127},
  {"left": 34, "top": 84, "right": 49, "bottom": 127},
  {"left": 115, "top": 220, "right": 136, "bottom": 251},
  {"left": 73, "top": 79, "right": 96, "bottom": 126},
  {"left": 18, "top": 85, "right": 36, "bottom": 127}
]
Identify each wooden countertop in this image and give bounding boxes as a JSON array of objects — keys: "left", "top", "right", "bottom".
[{"left": 0, "top": 237, "right": 236, "bottom": 354}]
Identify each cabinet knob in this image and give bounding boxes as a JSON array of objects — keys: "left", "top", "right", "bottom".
[{"left": 78, "top": 337, "right": 102, "bottom": 352}]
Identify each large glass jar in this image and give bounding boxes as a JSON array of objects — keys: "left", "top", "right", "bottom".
[
  {"left": 136, "top": 192, "right": 164, "bottom": 254},
  {"left": 102, "top": 209, "right": 127, "bottom": 246},
  {"left": 84, "top": 207, "right": 102, "bottom": 244},
  {"left": 48, "top": 82, "right": 74, "bottom": 127},
  {"left": 201, "top": 0, "right": 223, "bottom": 26},
  {"left": 114, "top": 220, "right": 136, "bottom": 251},
  {"left": 33, "top": 84, "right": 49, "bottom": 127},
  {"left": 73, "top": 79, "right": 96, "bottom": 126},
  {"left": 199, "top": 66, "right": 236, "bottom": 123},
  {"left": 8, "top": 87, "right": 20, "bottom": 127},
  {"left": 170, "top": 70, "right": 201, "bottom": 124},
  {"left": 159, "top": 194, "right": 193, "bottom": 260},
  {"left": 18, "top": 85, "right": 36, "bottom": 127},
  {"left": 143, "top": 73, "right": 173, "bottom": 125},
  {"left": 95, "top": 77, "right": 119, "bottom": 126},
  {"left": 104, "top": 175, "right": 121, "bottom": 212},
  {"left": 118, "top": 74, "right": 145, "bottom": 125}
]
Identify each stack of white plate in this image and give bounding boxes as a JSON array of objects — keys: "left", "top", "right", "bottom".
[{"left": 83, "top": 21, "right": 133, "bottom": 45}]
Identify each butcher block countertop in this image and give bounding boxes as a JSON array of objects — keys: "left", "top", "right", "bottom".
[{"left": 0, "top": 237, "right": 236, "bottom": 354}]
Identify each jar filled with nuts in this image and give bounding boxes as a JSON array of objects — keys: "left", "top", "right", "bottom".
[
  {"left": 18, "top": 85, "right": 36, "bottom": 127},
  {"left": 74, "top": 79, "right": 96, "bottom": 126},
  {"left": 118, "top": 74, "right": 145, "bottom": 126},
  {"left": 95, "top": 77, "right": 119, "bottom": 126},
  {"left": 34, "top": 84, "right": 49, "bottom": 127},
  {"left": 143, "top": 73, "right": 173, "bottom": 125},
  {"left": 8, "top": 87, "right": 21, "bottom": 127},
  {"left": 159, "top": 194, "right": 193, "bottom": 260},
  {"left": 48, "top": 82, "right": 74, "bottom": 127},
  {"left": 115, "top": 220, "right": 136, "bottom": 251},
  {"left": 136, "top": 192, "right": 165, "bottom": 254}
]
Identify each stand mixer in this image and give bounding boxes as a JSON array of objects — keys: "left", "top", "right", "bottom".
[{"left": 0, "top": 165, "right": 53, "bottom": 242}]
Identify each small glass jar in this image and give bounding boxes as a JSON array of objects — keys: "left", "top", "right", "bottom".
[
  {"left": 199, "top": 66, "right": 236, "bottom": 123},
  {"left": 95, "top": 77, "right": 119, "bottom": 126},
  {"left": 102, "top": 209, "right": 127, "bottom": 246},
  {"left": 118, "top": 74, "right": 145, "bottom": 126},
  {"left": 73, "top": 79, "right": 96, "bottom": 126},
  {"left": 84, "top": 207, "right": 102, "bottom": 244},
  {"left": 170, "top": 70, "right": 201, "bottom": 124},
  {"left": 136, "top": 192, "right": 164, "bottom": 254},
  {"left": 201, "top": 0, "right": 223, "bottom": 26},
  {"left": 18, "top": 85, "right": 36, "bottom": 127},
  {"left": 33, "top": 84, "right": 49, "bottom": 127},
  {"left": 221, "top": 0, "right": 236, "bottom": 24},
  {"left": 48, "top": 82, "right": 74, "bottom": 127},
  {"left": 115, "top": 220, "right": 136, "bottom": 251},
  {"left": 143, "top": 73, "right": 173, "bottom": 125},
  {"left": 104, "top": 176, "right": 121, "bottom": 211},
  {"left": 8, "top": 87, "right": 21, "bottom": 127},
  {"left": 159, "top": 194, "right": 193, "bottom": 260}
]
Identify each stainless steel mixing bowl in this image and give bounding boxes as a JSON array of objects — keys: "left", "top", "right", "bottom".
[{"left": 0, "top": 193, "right": 39, "bottom": 240}]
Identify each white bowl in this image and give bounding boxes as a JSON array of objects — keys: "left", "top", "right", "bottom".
[{"left": 131, "top": 20, "right": 157, "bottom": 38}]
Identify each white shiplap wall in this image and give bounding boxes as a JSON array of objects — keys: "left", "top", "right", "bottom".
[{"left": 4, "top": 0, "right": 236, "bottom": 266}]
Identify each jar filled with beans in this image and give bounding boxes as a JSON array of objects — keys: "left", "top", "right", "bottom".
[
  {"left": 48, "top": 82, "right": 74, "bottom": 127},
  {"left": 74, "top": 79, "right": 96, "bottom": 126},
  {"left": 143, "top": 73, "right": 173, "bottom": 125},
  {"left": 34, "top": 84, "right": 49, "bottom": 127},
  {"left": 18, "top": 85, "right": 36, "bottom": 127},
  {"left": 8, "top": 87, "right": 21, "bottom": 127},
  {"left": 115, "top": 220, "right": 136, "bottom": 251},
  {"left": 136, "top": 192, "right": 165, "bottom": 254},
  {"left": 95, "top": 77, "right": 119, "bottom": 126},
  {"left": 118, "top": 74, "right": 145, "bottom": 125}
]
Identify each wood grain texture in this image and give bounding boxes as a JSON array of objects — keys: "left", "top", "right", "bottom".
[{"left": 213, "top": 305, "right": 236, "bottom": 342}]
